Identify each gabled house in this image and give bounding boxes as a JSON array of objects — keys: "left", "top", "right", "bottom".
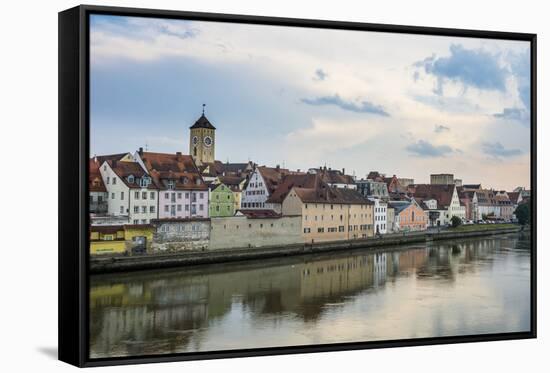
[
  {"left": 89, "top": 153, "right": 134, "bottom": 215},
  {"left": 214, "top": 175, "right": 247, "bottom": 212},
  {"left": 135, "top": 150, "right": 208, "bottom": 219},
  {"left": 495, "top": 191, "right": 514, "bottom": 220},
  {"left": 89, "top": 158, "right": 108, "bottom": 214},
  {"left": 208, "top": 182, "right": 236, "bottom": 217},
  {"left": 241, "top": 165, "right": 303, "bottom": 210},
  {"left": 388, "top": 200, "right": 428, "bottom": 232},
  {"left": 99, "top": 158, "right": 159, "bottom": 224},
  {"left": 476, "top": 189, "right": 500, "bottom": 219},
  {"left": 407, "top": 184, "right": 465, "bottom": 226}
]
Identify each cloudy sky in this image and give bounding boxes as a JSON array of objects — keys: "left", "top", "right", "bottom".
[{"left": 90, "top": 15, "right": 531, "bottom": 191}]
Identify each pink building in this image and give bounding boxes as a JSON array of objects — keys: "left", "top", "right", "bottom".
[{"left": 136, "top": 150, "right": 209, "bottom": 219}]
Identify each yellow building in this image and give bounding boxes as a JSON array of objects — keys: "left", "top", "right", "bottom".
[
  {"left": 124, "top": 224, "right": 154, "bottom": 254},
  {"left": 90, "top": 225, "right": 126, "bottom": 255},
  {"left": 281, "top": 185, "right": 375, "bottom": 243},
  {"left": 90, "top": 224, "right": 154, "bottom": 256}
]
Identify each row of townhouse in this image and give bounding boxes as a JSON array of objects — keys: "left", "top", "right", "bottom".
[
  {"left": 458, "top": 186, "right": 525, "bottom": 221},
  {"left": 91, "top": 150, "right": 214, "bottom": 224}
]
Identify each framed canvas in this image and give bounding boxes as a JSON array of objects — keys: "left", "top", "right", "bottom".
[{"left": 58, "top": 4, "right": 537, "bottom": 367}]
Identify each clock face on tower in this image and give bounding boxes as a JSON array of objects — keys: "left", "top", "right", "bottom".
[
  {"left": 204, "top": 136, "right": 213, "bottom": 147},
  {"left": 192, "top": 136, "right": 198, "bottom": 145}
]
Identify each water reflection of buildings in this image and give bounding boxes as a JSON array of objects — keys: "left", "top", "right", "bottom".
[{"left": 90, "top": 235, "right": 520, "bottom": 358}]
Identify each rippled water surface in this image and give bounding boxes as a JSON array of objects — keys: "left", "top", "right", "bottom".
[{"left": 90, "top": 233, "right": 531, "bottom": 358}]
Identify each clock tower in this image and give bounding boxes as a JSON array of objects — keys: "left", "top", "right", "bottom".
[{"left": 189, "top": 104, "right": 216, "bottom": 166}]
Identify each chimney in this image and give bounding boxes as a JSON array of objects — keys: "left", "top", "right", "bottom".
[
  {"left": 342, "top": 168, "right": 345, "bottom": 175},
  {"left": 276, "top": 164, "right": 280, "bottom": 171},
  {"left": 176, "top": 151, "right": 182, "bottom": 156},
  {"left": 139, "top": 147, "right": 143, "bottom": 155}
]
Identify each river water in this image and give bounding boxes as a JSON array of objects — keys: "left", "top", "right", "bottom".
[{"left": 89, "top": 233, "right": 531, "bottom": 358}]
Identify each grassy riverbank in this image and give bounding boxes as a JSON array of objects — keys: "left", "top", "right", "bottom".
[{"left": 448, "top": 223, "right": 517, "bottom": 232}]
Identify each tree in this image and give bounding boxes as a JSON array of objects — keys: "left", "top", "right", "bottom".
[
  {"left": 515, "top": 203, "right": 530, "bottom": 225},
  {"left": 451, "top": 215, "right": 462, "bottom": 228}
]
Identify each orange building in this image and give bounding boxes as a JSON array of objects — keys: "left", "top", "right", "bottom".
[{"left": 389, "top": 200, "right": 427, "bottom": 232}]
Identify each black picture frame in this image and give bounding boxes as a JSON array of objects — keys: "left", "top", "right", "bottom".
[{"left": 58, "top": 4, "right": 537, "bottom": 368}]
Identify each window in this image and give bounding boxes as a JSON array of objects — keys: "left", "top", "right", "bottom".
[
  {"left": 111, "top": 193, "right": 115, "bottom": 199},
  {"left": 177, "top": 205, "right": 182, "bottom": 212},
  {"left": 106, "top": 176, "right": 110, "bottom": 184},
  {"left": 317, "top": 227, "right": 324, "bottom": 233},
  {"left": 139, "top": 177, "right": 150, "bottom": 187},
  {"left": 112, "top": 177, "right": 117, "bottom": 185},
  {"left": 141, "top": 206, "right": 146, "bottom": 213},
  {"left": 119, "top": 206, "right": 123, "bottom": 213},
  {"left": 150, "top": 206, "right": 155, "bottom": 213},
  {"left": 199, "top": 204, "right": 204, "bottom": 211},
  {"left": 133, "top": 219, "right": 138, "bottom": 224},
  {"left": 199, "top": 192, "right": 204, "bottom": 199},
  {"left": 150, "top": 192, "right": 155, "bottom": 200},
  {"left": 304, "top": 228, "right": 311, "bottom": 233},
  {"left": 142, "top": 192, "right": 147, "bottom": 200},
  {"left": 216, "top": 206, "right": 220, "bottom": 212},
  {"left": 185, "top": 205, "right": 189, "bottom": 211},
  {"left": 134, "top": 206, "right": 139, "bottom": 213},
  {"left": 165, "top": 193, "right": 169, "bottom": 199},
  {"left": 120, "top": 192, "right": 124, "bottom": 200},
  {"left": 141, "top": 219, "right": 146, "bottom": 224},
  {"left": 339, "top": 226, "right": 344, "bottom": 232},
  {"left": 164, "top": 205, "right": 169, "bottom": 212},
  {"left": 177, "top": 192, "right": 182, "bottom": 199},
  {"left": 135, "top": 191, "right": 139, "bottom": 199},
  {"left": 128, "top": 175, "right": 134, "bottom": 183}
]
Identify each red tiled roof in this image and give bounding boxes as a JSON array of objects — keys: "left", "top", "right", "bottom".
[
  {"left": 139, "top": 152, "right": 207, "bottom": 191},
  {"left": 106, "top": 159, "right": 158, "bottom": 189},
  {"left": 236, "top": 209, "right": 282, "bottom": 218},
  {"left": 201, "top": 161, "right": 254, "bottom": 177},
  {"left": 507, "top": 192, "right": 521, "bottom": 204},
  {"left": 293, "top": 184, "right": 372, "bottom": 205},
  {"left": 89, "top": 158, "right": 107, "bottom": 192},
  {"left": 256, "top": 166, "right": 302, "bottom": 195},
  {"left": 266, "top": 173, "right": 323, "bottom": 204},
  {"left": 408, "top": 184, "right": 455, "bottom": 209}
]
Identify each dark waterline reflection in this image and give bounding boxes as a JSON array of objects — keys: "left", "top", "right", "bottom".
[{"left": 89, "top": 233, "right": 531, "bottom": 358}]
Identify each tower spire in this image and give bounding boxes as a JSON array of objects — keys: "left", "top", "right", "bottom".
[{"left": 202, "top": 103, "right": 206, "bottom": 116}]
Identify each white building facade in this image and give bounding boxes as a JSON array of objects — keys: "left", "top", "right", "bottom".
[
  {"left": 241, "top": 168, "right": 271, "bottom": 209},
  {"left": 99, "top": 160, "right": 159, "bottom": 224},
  {"left": 369, "top": 197, "right": 387, "bottom": 234}
]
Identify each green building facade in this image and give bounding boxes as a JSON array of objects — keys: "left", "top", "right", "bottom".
[{"left": 209, "top": 183, "right": 236, "bottom": 217}]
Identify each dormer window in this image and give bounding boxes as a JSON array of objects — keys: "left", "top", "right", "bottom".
[
  {"left": 128, "top": 175, "right": 135, "bottom": 184},
  {"left": 139, "top": 177, "right": 150, "bottom": 187},
  {"left": 167, "top": 180, "right": 175, "bottom": 190},
  {"left": 196, "top": 179, "right": 202, "bottom": 185}
]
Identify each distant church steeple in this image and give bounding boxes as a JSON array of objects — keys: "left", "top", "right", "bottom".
[{"left": 189, "top": 105, "right": 216, "bottom": 166}]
